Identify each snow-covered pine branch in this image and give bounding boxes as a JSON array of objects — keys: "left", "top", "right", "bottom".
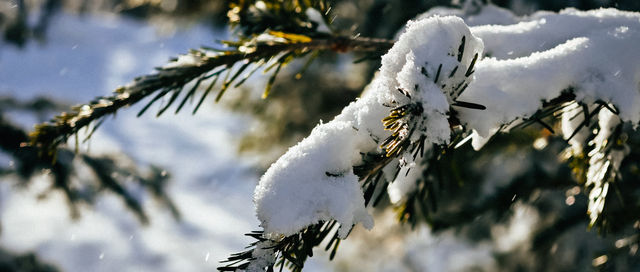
[
  {"left": 457, "top": 7, "right": 639, "bottom": 228},
  {"left": 255, "top": 16, "right": 482, "bottom": 238},
  {"left": 459, "top": 8, "right": 640, "bottom": 149},
  {"left": 240, "top": 15, "right": 483, "bottom": 271},
  {"left": 235, "top": 7, "right": 640, "bottom": 271}
]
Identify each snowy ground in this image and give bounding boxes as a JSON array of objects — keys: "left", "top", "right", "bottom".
[{"left": 0, "top": 12, "right": 263, "bottom": 272}]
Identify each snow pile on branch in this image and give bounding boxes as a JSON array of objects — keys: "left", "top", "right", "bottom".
[
  {"left": 454, "top": 8, "right": 640, "bottom": 149},
  {"left": 382, "top": 6, "right": 640, "bottom": 224},
  {"left": 254, "top": 121, "right": 376, "bottom": 238},
  {"left": 254, "top": 16, "right": 483, "bottom": 238},
  {"left": 255, "top": 5, "right": 640, "bottom": 249}
]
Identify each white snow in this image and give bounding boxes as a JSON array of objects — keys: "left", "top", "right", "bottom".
[
  {"left": 7, "top": 5, "right": 640, "bottom": 271},
  {"left": 409, "top": 7, "right": 640, "bottom": 150},
  {"left": 455, "top": 8, "right": 640, "bottom": 149},
  {"left": 255, "top": 121, "right": 375, "bottom": 238},
  {"left": 246, "top": 240, "right": 277, "bottom": 272},
  {"left": 257, "top": 6, "right": 640, "bottom": 250},
  {"left": 386, "top": 157, "right": 422, "bottom": 204},
  {"left": 162, "top": 54, "right": 203, "bottom": 69},
  {"left": 254, "top": 16, "right": 483, "bottom": 238}
]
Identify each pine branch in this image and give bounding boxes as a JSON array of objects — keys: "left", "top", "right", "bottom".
[
  {"left": 29, "top": 35, "right": 394, "bottom": 158},
  {"left": 486, "top": 88, "right": 631, "bottom": 231},
  {"left": 220, "top": 35, "right": 490, "bottom": 269},
  {"left": 219, "top": 148, "right": 395, "bottom": 271},
  {"left": 509, "top": 91, "right": 576, "bottom": 133},
  {"left": 220, "top": 85, "right": 483, "bottom": 272},
  {"left": 584, "top": 123, "right": 627, "bottom": 230}
]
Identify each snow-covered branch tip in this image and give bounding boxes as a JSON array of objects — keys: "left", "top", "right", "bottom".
[
  {"left": 29, "top": 34, "right": 394, "bottom": 159},
  {"left": 226, "top": 7, "right": 640, "bottom": 271},
  {"left": 254, "top": 15, "right": 483, "bottom": 239},
  {"left": 220, "top": 16, "right": 487, "bottom": 271}
]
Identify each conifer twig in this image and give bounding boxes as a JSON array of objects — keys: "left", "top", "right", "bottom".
[{"left": 29, "top": 35, "right": 394, "bottom": 158}]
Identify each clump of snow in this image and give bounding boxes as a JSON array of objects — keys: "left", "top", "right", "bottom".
[
  {"left": 379, "top": 16, "right": 483, "bottom": 143},
  {"left": 254, "top": 121, "right": 375, "bottom": 238},
  {"left": 254, "top": 16, "right": 483, "bottom": 238},
  {"left": 386, "top": 147, "right": 435, "bottom": 205},
  {"left": 387, "top": 156, "right": 422, "bottom": 204},
  {"left": 473, "top": 8, "right": 640, "bottom": 59},
  {"left": 246, "top": 240, "right": 277, "bottom": 272},
  {"left": 162, "top": 54, "right": 201, "bottom": 69},
  {"left": 456, "top": 8, "right": 640, "bottom": 149}
]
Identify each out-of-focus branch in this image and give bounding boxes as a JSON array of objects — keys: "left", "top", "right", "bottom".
[{"left": 29, "top": 35, "right": 394, "bottom": 159}]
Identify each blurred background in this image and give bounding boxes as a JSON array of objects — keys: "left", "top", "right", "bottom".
[{"left": 1, "top": 0, "right": 640, "bottom": 271}]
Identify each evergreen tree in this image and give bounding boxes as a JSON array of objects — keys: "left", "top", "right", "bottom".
[{"left": 3, "top": 0, "right": 640, "bottom": 271}]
